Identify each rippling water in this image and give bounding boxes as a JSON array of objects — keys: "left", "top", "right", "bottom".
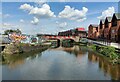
[{"left": 1, "top": 45, "right": 120, "bottom": 80}]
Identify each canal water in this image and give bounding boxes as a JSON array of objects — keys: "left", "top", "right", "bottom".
[{"left": 1, "top": 45, "right": 120, "bottom": 80}]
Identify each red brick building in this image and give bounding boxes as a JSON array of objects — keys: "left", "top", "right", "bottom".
[
  {"left": 110, "top": 13, "right": 120, "bottom": 42},
  {"left": 88, "top": 13, "right": 120, "bottom": 43},
  {"left": 58, "top": 27, "right": 87, "bottom": 38},
  {"left": 103, "top": 17, "right": 112, "bottom": 40},
  {"left": 75, "top": 28, "right": 87, "bottom": 38},
  {"left": 99, "top": 19, "right": 105, "bottom": 39},
  {"left": 88, "top": 24, "right": 99, "bottom": 39}
]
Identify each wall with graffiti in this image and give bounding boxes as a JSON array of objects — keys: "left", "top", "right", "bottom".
[{"left": 9, "top": 33, "right": 39, "bottom": 44}]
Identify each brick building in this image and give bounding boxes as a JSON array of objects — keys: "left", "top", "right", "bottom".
[
  {"left": 75, "top": 28, "right": 87, "bottom": 38},
  {"left": 88, "top": 13, "right": 120, "bottom": 43},
  {"left": 58, "top": 28, "right": 87, "bottom": 38},
  {"left": 110, "top": 13, "right": 120, "bottom": 42},
  {"left": 99, "top": 19, "right": 105, "bottom": 39},
  {"left": 103, "top": 17, "right": 112, "bottom": 40},
  {"left": 88, "top": 24, "right": 99, "bottom": 39}
]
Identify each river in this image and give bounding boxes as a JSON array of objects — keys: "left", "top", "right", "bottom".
[{"left": 1, "top": 45, "right": 120, "bottom": 80}]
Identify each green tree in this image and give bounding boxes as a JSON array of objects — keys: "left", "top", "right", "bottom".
[{"left": 4, "top": 29, "right": 22, "bottom": 35}]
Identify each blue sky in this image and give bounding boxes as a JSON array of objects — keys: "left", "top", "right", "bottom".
[{"left": 1, "top": 2, "right": 119, "bottom": 35}]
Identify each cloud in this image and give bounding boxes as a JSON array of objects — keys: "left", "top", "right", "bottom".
[
  {"left": 1, "top": 13, "right": 11, "bottom": 18},
  {"left": 1, "top": 23, "right": 24, "bottom": 34},
  {"left": 35, "top": 0, "right": 47, "bottom": 5},
  {"left": 58, "top": 6, "right": 88, "bottom": 22},
  {"left": 59, "top": 0, "right": 67, "bottom": 2},
  {"left": 31, "top": 17, "right": 39, "bottom": 25},
  {"left": 2, "top": 23, "right": 19, "bottom": 28},
  {"left": 20, "top": 19, "right": 24, "bottom": 23},
  {"left": 0, "top": 12, "right": 1, "bottom": 15},
  {"left": 1, "top": 23, "right": 19, "bottom": 33},
  {"left": 29, "top": 4, "right": 56, "bottom": 18},
  {"left": 97, "top": 7, "right": 115, "bottom": 19},
  {"left": 3, "top": 14, "right": 11, "bottom": 18},
  {"left": 20, "top": 3, "right": 33, "bottom": 11},
  {"left": 56, "top": 22, "right": 67, "bottom": 29},
  {"left": 20, "top": 3, "right": 56, "bottom": 18}
]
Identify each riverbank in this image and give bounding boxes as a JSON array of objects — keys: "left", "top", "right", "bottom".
[
  {"left": 88, "top": 44, "right": 120, "bottom": 64},
  {"left": 1, "top": 43, "right": 50, "bottom": 55},
  {"left": 1, "top": 46, "right": 48, "bottom": 65}
]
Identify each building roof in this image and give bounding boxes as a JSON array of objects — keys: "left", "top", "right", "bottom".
[
  {"left": 106, "top": 17, "right": 112, "bottom": 22},
  {"left": 100, "top": 19, "right": 105, "bottom": 24},
  {"left": 90, "top": 24, "right": 98, "bottom": 27},
  {"left": 114, "top": 13, "right": 120, "bottom": 19},
  {"left": 76, "top": 28, "right": 85, "bottom": 31}
]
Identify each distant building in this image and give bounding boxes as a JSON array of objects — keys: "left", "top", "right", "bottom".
[
  {"left": 58, "top": 27, "right": 87, "bottom": 38},
  {"left": 21, "top": 35, "right": 39, "bottom": 44},
  {"left": 37, "top": 34, "right": 57, "bottom": 42},
  {"left": 88, "top": 24, "right": 99, "bottom": 39},
  {"left": 0, "top": 35, "right": 11, "bottom": 44},
  {"left": 9, "top": 33, "right": 26, "bottom": 42}
]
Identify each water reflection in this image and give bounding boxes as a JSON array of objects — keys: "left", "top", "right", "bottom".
[
  {"left": 1, "top": 44, "right": 120, "bottom": 80},
  {"left": 1, "top": 49, "right": 46, "bottom": 69},
  {"left": 88, "top": 51, "right": 120, "bottom": 80}
]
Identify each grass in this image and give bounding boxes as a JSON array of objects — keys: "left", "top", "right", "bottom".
[{"left": 88, "top": 44, "right": 120, "bottom": 64}]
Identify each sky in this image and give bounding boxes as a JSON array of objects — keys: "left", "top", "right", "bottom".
[{"left": 1, "top": 1, "right": 119, "bottom": 35}]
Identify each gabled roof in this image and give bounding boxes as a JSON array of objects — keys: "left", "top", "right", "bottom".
[
  {"left": 100, "top": 19, "right": 105, "bottom": 24},
  {"left": 114, "top": 13, "right": 120, "bottom": 19},
  {"left": 106, "top": 17, "right": 112, "bottom": 22},
  {"left": 90, "top": 24, "right": 98, "bottom": 27}
]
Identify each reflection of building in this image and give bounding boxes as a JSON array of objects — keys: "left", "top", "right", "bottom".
[
  {"left": 88, "top": 51, "right": 120, "bottom": 80},
  {"left": 58, "top": 27, "right": 87, "bottom": 38}
]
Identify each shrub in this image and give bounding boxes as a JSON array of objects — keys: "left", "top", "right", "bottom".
[
  {"left": 89, "top": 45, "right": 96, "bottom": 51},
  {"left": 90, "top": 45, "right": 119, "bottom": 64}
]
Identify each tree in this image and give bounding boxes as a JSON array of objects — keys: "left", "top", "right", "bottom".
[{"left": 4, "top": 29, "right": 22, "bottom": 35}]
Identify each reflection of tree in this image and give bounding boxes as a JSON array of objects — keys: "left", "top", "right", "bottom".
[
  {"left": 88, "top": 50, "right": 120, "bottom": 80},
  {"left": 2, "top": 48, "right": 47, "bottom": 69},
  {"left": 63, "top": 45, "right": 88, "bottom": 58},
  {"left": 88, "top": 51, "right": 97, "bottom": 62}
]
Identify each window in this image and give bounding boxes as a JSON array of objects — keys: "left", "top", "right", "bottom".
[
  {"left": 105, "top": 22, "right": 108, "bottom": 28},
  {"left": 112, "top": 30, "right": 115, "bottom": 33}
]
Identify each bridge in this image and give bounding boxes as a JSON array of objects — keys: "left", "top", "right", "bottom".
[{"left": 43, "top": 35, "right": 80, "bottom": 42}]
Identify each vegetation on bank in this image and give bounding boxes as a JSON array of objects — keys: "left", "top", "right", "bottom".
[
  {"left": 88, "top": 44, "right": 120, "bottom": 64},
  {"left": 1, "top": 43, "right": 50, "bottom": 55}
]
